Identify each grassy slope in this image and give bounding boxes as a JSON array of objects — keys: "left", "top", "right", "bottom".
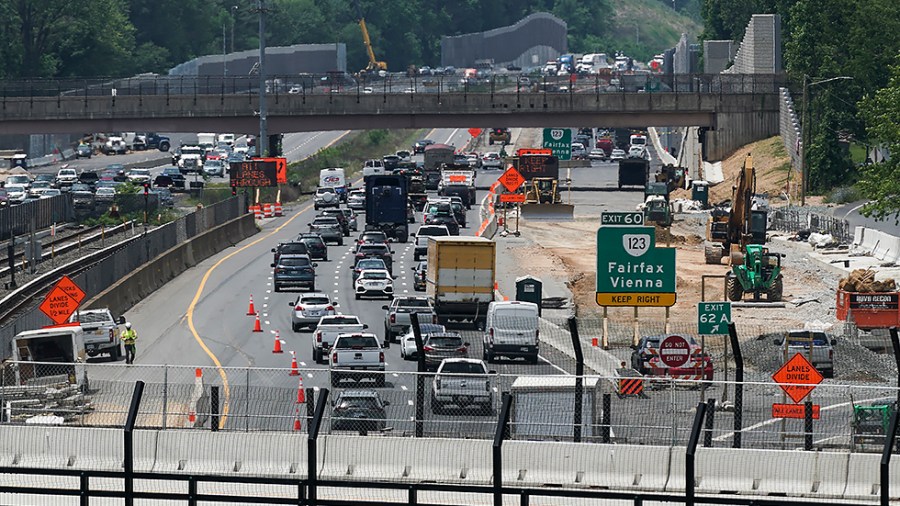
[{"left": 610, "top": 0, "right": 704, "bottom": 62}]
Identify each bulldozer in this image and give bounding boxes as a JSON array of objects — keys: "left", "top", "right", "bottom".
[
  {"left": 519, "top": 177, "right": 574, "bottom": 220},
  {"left": 706, "top": 155, "right": 783, "bottom": 302}
]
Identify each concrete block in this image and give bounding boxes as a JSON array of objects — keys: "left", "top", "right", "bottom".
[
  {"left": 844, "top": 452, "right": 887, "bottom": 500},
  {"left": 504, "top": 441, "right": 670, "bottom": 491},
  {"left": 669, "top": 447, "right": 848, "bottom": 498},
  {"left": 154, "top": 430, "right": 307, "bottom": 477},
  {"left": 0, "top": 426, "right": 122, "bottom": 471},
  {"left": 853, "top": 226, "right": 865, "bottom": 247},
  {"left": 319, "top": 435, "right": 491, "bottom": 483}
]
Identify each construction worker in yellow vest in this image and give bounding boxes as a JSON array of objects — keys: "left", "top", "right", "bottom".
[{"left": 122, "top": 322, "right": 138, "bottom": 364}]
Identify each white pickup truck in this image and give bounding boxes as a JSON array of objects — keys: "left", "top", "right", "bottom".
[
  {"left": 329, "top": 333, "right": 386, "bottom": 387},
  {"left": 69, "top": 308, "right": 126, "bottom": 360},
  {"left": 413, "top": 225, "right": 449, "bottom": 261},
  {"left": 431, "top": 358, "right": 494, "bottom": 415},
  {"left": 774, "top": 329, "right": 836, "bottom": 378},
  {"left": 382, "top": 296, "right": 437, "bottom": 343},
  {"left": 313, "top": 314, "right": 368, "bottom": 364}
]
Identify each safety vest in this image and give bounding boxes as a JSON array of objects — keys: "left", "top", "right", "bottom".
[{"left": 122, "top": 329, "right": 137, "bottom": 345}]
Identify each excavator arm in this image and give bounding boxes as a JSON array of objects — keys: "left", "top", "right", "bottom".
[{"left": 726, "top": 154, "right": 756, "bottom": 253}]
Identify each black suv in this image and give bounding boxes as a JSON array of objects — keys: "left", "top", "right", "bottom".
[
  {"left": 413, "top": 139, "right": 435, "bottom": 154},
  {"left": 489, "top": 128, "right": 511, "bottom": 145},
  {"left": 78, "top": 170, "right": 100, "bottom": 188},
  {"left": 298, "top": 233, "right": 328, "bottom": 261},
  {"left": 354, "top": 243, "right": 393, "bottom": 274},
  {"left": 272, "top": 241, "right": 309, "bottom": 264},
  {"left": 319, "top": 209, "right": 350, "bottom": 236}
]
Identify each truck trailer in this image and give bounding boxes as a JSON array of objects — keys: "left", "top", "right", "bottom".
[
  {"left": 365, "top": 174, "right": 409, "bottom": 242},
  {"left": 426, "top": 236, "right": 495, "bottom": 327}
]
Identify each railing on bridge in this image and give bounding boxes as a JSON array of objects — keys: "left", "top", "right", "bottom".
[{"left": 0, "top": 73, "right": 789, "bottom": 99}]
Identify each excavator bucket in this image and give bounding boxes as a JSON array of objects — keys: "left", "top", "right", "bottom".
[{"left": 519, "top": 203, "right": 575, "bottom": 221}]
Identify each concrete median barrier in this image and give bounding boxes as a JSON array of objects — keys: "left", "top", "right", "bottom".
[
  {"left": 504, "top": 441, "right": 671, "bottom": 490},
  {"left": 87, "top": 213, "right": 257, "bottom": 317},
  {"left": 669, "top": 447, "right": 848, "bottom": 498},
  {"left": 319, "top": 435, "right": 492, "bottom": 484},
  {"left": 154, "top": 430, "right": 307, "bottom": 476},
  {"left": 1, "top": 425, "right": 122, "bottom": 471}
]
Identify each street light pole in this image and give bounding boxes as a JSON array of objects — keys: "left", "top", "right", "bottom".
[
  {"left": 799, "top": 75, "right": 853, "bottom": 206},
  {"left": 257, "top": 0, "right": 269, "bottom": 158},
  {"left": 231, "top": 6, "right": 238, "bottom": 55}
]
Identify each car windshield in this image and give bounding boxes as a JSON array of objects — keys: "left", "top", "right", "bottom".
[
  {"left": 361, "top": 271, "right": 388, "bottom": 280},
  {"left": 441, "top": 362, "right": 485, "bottom": 374},
  {"left": 357, "top": 260, "right": 385, "bottom": 269},
  {"left": 787, "top": 332, "right": 829, "bottom": 346},
  {"left": 279, "top": 257, "right": 311, "bottom": 267},
  {"left": 399, "top": 298, "right": 430, "bottom": 307},
  {"left": 71, "top": 184, "right": 91, "bottom": 192},
  {"left": 313, "top": 218, "right": 338, "bottom": 225},
  {"left": 427, "top": 335, "right": 463, "bottom": 347},
  {"left": 335, "top": 335, "right": 378, "bottom": 348},
  {"left": 300, "top": 297, "right": 330, "bottom": 305},
  {"left": 360, "top": 245, "right": 387, "bottom": 253},
  {"left": 337, "top": 397, "right": 379, "bottom": 410},
  {"left": 278, "top": 243, "right": 307, "bottom": 254},
  {"left": 323, "top": 317, "right": 360, "bottom": 325},
  {"left": 71, "top": 312, "right": 111, "bottom": 324}
]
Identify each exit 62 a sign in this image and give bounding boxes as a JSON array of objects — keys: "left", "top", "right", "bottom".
[{"left": 698, "top": 302, "right": 731, "bottom": 335}]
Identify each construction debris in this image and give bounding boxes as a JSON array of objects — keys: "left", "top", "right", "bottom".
[
  {"left": 0, "top": 380, "right": 93, "bottom": 423},
  {"left": 838, "top": 269, "right": 897, "bottom": 293}
]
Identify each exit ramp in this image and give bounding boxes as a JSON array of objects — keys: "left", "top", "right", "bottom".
[{"left": 519, "top": 203, "right": 575, "bottom": 221}]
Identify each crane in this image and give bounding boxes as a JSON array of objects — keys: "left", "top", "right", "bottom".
[{"left": 354, "top": 0, "right": 387, "bottom": 76}]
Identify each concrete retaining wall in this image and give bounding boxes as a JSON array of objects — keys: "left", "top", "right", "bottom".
[
  {"left": 86, "top": 213, "right": 257, "bottom": 316},
  {"left": 780, "top": 87, "right": 802, "bottom": 173}
]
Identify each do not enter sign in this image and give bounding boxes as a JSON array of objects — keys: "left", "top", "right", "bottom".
[{"left": 659, "top": 335, "right": 690, "bottom": 368}]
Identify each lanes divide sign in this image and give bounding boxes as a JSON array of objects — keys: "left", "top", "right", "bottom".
[
  {"left": 499, "top": 167, "right": 526, "bottom": 192},
  {"left": 39, "top": 275, "right": 86, "bottom": 325},
  {"left": 772, "top": 353, "right": 823, "bottom": 404}
]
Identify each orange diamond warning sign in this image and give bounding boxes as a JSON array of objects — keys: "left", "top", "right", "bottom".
[
  {"left": 772, "top": 353, "right": 823, "bottom": 403},
  {"left": 39, "top": 286, "right": 80, "bottom": 325},
  {"left": 499, "top": 167, "right": 525, "bottom": 193}
]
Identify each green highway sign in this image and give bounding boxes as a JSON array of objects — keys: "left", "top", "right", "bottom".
[
  {"left": 595, "top": 225, "right": 676, "bottom": 307},
  {"left": 698, "top": 302, "right": 731, "bottom": 335},
  {"left": 543, "top": 128, "right": 572, "bottom": 161},
  {"left": 601, "top": 212, "right": 644, "bottom": 226}
]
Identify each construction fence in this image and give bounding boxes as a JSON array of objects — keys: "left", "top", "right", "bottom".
[
  {"left": 0, "top": 194, "right": 73, "bottom": 241},
  {"left": 2, "top": 356, "right": 895, "bottom": 455},
  {"left": 769, "top": 206, "right": 853, "bottom": 244}
]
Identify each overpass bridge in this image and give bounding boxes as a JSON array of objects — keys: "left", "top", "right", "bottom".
[{"left": 0, "top": 73, "right": 784, "bottom": 160}]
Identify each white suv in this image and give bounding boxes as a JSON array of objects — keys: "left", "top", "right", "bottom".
[{"left": 414, "top": 225, "right": 450, "bottom": 261}]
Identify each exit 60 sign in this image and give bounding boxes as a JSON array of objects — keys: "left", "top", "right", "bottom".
[{"left": 698, "top": 302, "right": 731, "bottom": 335}]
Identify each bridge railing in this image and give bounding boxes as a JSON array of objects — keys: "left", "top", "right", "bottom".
[{"left": 0, "top": 73, "right": 789, "bottom": 98}]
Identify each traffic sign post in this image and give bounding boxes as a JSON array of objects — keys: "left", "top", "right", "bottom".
[
  {"left": 772, "top": 353, "right": 823, "bottom": 403},
  {"left": 659, "top": 335, "right": 690, "bottom": 368},
  {"left": 698, "top": 302, "right": 731, "bottom": 335},
  {"left": 542, "top": 128, "right": 572, "bottom": 161},
  {"left": 498, "top": 167, "right": 525, "bottom": 193},
  {"left": 595, "top": 225, "right": 676, "bottom": 307}
]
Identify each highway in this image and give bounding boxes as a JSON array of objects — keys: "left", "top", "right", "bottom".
[{"left": 76, "top": 127, "right": 575, "bottom": 437}]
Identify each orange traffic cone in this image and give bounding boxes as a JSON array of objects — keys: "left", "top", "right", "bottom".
[
  {"left": 247, "top": 294, "right": 256, "bottom": 316},
  {"left": 289, "top": 351, "right": 300, "bottom": 376},
  {"left": 296, "top": 377, "right": 305, "bottom": 403},
  {"left": 252, "top": 312, "right": 262, "bottom": 333},
  {"left": 292, "top": 408, "right": 302, "bottom": 431},
  {"left": 188, "top": 410, "right": 196, "bottom": 424},
  {"left": 272, "top": 331, "right": 284, "bottom": 353},
  {"left": 591, "top": 336, "right": 599, "bottom": 347}
]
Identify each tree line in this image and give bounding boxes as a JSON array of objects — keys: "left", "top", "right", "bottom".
[{"left": 700, "top": 0, "right": 900, "bottom": 206}]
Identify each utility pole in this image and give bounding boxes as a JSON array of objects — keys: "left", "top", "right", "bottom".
[
  {"left": 223, "top": 23, "right": 227, "bottom": 77},
  {"left": 231, "top": 6, "right": 238, "bottom": 55},
  {"left": 800, "top": 75, "right": 853, "bottom": 207},
  {"left": 256, "top": 0, "right": 269, "bottom": 158}
]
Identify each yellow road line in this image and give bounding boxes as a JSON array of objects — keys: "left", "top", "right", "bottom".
[{"left": 186, "top": 130, "right": 348, "bottom": 429}]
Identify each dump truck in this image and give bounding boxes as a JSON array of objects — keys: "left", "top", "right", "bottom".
[
  {"left": 426, "top": 236, "right": 495, "bottom": 328},
  {"left": 10, "top": 325, "right": 86, "bottom": 386},
  {"left": 438, "top": 170, "right": 476, "bottom": 207},
  {"left": 835, "top": 270, "right": 900, "bottom": 331},
  {"left": 423, "top": 143, "right": 455, "bottom": 172},
  {"left": 618, "top": 158, "right": 650, "bottom": 189},
  {"left": 512, "top": 151, "right": 574, "bottom": 220}
]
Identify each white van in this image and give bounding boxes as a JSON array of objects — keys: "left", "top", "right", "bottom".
[
  {"left": 482, "top": 301, "right": 540, "bottom": 364},
  {"left": 319, "top": 168, "right": 348, "bottom": 202},
  {"left": 629, "top": 134, "right": 647, "bottom": 147},
  {"left": 217, "top": 133, "right": 235, "bottom": 146}
]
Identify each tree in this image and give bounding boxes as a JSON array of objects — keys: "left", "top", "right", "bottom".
[{"left": 857, "top": 57, "right": 900, "bottom": 221}]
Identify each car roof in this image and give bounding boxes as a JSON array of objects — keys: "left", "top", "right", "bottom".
[
  {"left": 359, "top": 268, "right": 390, "bottom": 275},
  {"left": 338, "top": 389, "right": 381, "bottom": 399},
  {"left": 278, "top": 254, "right": 311, "bottom": 260}
]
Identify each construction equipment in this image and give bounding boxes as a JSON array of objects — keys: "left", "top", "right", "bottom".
[
  {"left": 704, "top": 154, "right": 768, "bottom": 264},
  {"left": 850, "top": 401, "right": 898, "bottom": 452},
  {"left": 513, "top": 151, "right": 574, "bottom": 220},
  {"left": 708, "top": 155, "right": 783, "bottom": 302},
  {"left": 354, "top": 0, "right": 387, "bottom": 76}
]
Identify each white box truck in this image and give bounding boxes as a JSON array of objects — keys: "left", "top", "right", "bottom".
[{"left": 426, "top": 236, "right": 495, "bottom": 328}]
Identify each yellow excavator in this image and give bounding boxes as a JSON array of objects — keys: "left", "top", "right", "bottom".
[{"left": 354, "top": 0, "right": 387, "bottom": 76}]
